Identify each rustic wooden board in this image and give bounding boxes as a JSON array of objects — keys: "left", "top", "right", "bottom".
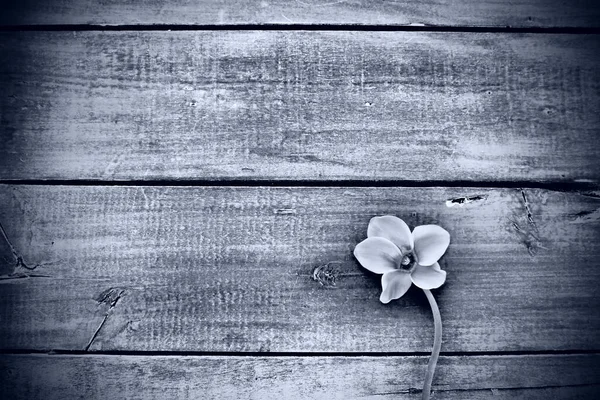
[
  {"left": 1, "top": 0, "right": 599, "bottom": 27},
  {"left": 1, "top": 354, "right": 599, "bottom": 399},
  {"left": 1, "top": 185, "right": 599, "bottom": 352},
  {"left": 1, "top": 32, "right": 599, "bottom": 182}
]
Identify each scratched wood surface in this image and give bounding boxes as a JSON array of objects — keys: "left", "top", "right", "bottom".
[
  {"left": 1, "top": 0, "right": 600, "bottom": 27},
  {"left": 1, "top": 32, "right": 599, "bottom": 182},
  {"left": 1, "top": 354, "right": 599, "bottom": 399},
  {"left": 1, "top": 185, "right": 599, "bottom": 352},
  {"left": 1, "top": 1, "right": 600, "bottom": 398}
]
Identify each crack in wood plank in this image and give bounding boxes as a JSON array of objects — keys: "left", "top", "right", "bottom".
[
  {"left": 445, "top": 194, "right": 487, "bottom": 208},
  {"left": 571, "top": 208, "right": 600, "bottom": 224},
  {"left": 510, "top": 189, "right": 544, "bottom": 257},
  {"left": 0, "top": 220, "right": 35, "bottom": 272},
  {"left": 84, "top": 289, "right": 125, "bottom": 352}
]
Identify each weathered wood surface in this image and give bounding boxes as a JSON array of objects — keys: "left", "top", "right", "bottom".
[
  {"left": 1, "top": 185, "right": 599, "bottom": 352},
  {"left": 1, "top": 0, "right": 599, "bottom": 28},
  {"left": 1, "top": 32, "right": 599, "bottom": 182},
  {"left": 1, "top": 354, "right": 599, "bottom": 399}
]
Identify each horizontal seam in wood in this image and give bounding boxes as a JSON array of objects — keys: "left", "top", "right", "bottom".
[
  {"left": 1, "top": 350, "right": 599, "bottom": 357},
  {"left": 0, "top": 180, "right": 598, "bottom": 192},
  {"left": 0, "top": 24, "right": 599, "bottom": 34}
]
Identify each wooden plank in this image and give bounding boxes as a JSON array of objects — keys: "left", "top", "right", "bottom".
[
  {"left": 1, "top": 354, "right": 599, "bottom": 399},
  {"left": 1, "top": 185, "right": 599, "bottom": 352},
  {"left": 1, "top": 32, "right": 599, "bottom": 182},
  {"left": 1, "top": 0, "right": 599, "bottom": 28}
]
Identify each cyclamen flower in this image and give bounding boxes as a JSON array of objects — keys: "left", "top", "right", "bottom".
[{"left": 354, "top": 215, "right": 450, "bottom": 303}]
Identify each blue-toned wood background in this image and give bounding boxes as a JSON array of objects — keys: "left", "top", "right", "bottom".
[{"left": 1, "top": 1, "right": 599, "bottom": 398}]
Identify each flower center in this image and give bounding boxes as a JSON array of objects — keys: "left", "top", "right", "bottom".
[{"left": 398, "top": 252, "right": 416, "bottom": 272}]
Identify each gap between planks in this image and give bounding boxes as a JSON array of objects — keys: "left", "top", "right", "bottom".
[
  {"left": 0, "top": 180, "right": 598, "bottom": 192},
  {"left": 1, "top": 24, "right": 600, "bottom": 34},
  {"left": 1, "top": 349, "right": 599, "bottom": 357}
]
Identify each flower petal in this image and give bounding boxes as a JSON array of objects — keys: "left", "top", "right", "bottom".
[
  {"left": 354, "top": 237, "right": 402, "bottom": 274},
  {"left": 367, "top": 215, "right": 414, "bottom": 253},
  {"left": 412, "top": 225, "right": 450, "bottom": 266},
  {"left": 410, "top": 263, "right": 447, "bottom": 289},
  {"left": 380, "top": 270, "right": 412, "bottom": 303}
]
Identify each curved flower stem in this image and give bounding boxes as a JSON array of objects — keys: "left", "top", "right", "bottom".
[{"left": 422, "top": 289, "right": 442, "bottom": 400}]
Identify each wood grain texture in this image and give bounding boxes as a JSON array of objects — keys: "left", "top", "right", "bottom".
[
  {"left": 1, "top": 0, "right": 599, "bottom": 27},
  {"left": 1, "top": 31, "right": 599, "bottom": 182},
  {"left": 1, "top": 354, "right": 599, "bottom": 399},
  {"left": 1, "top": 185, "right": 599, "bottom": 352}
]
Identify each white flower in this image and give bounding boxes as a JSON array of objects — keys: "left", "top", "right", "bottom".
[{"left": 354, "top": 216, "right": 450, "bottom": 304}]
